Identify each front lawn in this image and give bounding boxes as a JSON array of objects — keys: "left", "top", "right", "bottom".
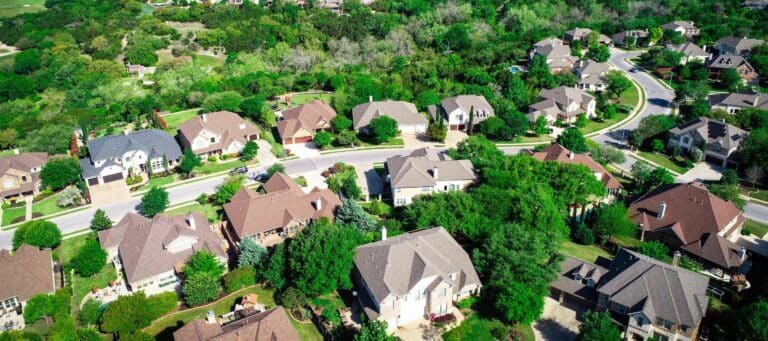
[
  {"left": 443, "top": 314, "right": 534, "bottom": 341},
  {"left": 143, "top": 174, "right": 177, "bottom": 189},
  {"left": 618, "top": 83, "right": 640, "bottom": 107},
  {"left": 196, "top": 159, "right": 247, "bottom": 175},
  {"left": 55, "top": 233, "right": 93, "bottom": 265},
  {"left": 164, "top": 203, "right": 220, "bottom": 223},
  {"left": 560, "top": 240, "right": 613, "bottom": 263},
  {"left": 161, "top": 108, "right": 200, "bottom": 132},
  {"left": 636, "top": 151, "right": 691, "bottom": 174},
  {"left": 32, "top": 193, "right": 76, "bottom": 217},
  {"left": 742, "top": 219, "right": 768, "bottom": 238},
  {"left": 2, "top": 205, "right": 26, "bottom": 226},
  {"left": 579, "top": 112, "right": 629, "bottom": 135},
  {"left": 748, "top": 189, "right": 768, "bottom": 202}
]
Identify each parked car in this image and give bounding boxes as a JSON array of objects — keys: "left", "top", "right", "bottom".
[
  {"left": 229, "top": 166, "right": 248, "bottom": 175},
  {"left": 252, "top": 173, "right": 269, "bottom": 182}
]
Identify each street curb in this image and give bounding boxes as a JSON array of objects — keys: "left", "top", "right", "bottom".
[{"left": 1, "top": 204, "right": 93, "bottom": 231}]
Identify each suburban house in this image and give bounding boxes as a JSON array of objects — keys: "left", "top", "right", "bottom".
[
  {"left": 661, "top": 21, "right": 700, "bottom": 38},
  {"left": 98, "top": 212, "right": 227, "bottom": 296},
  {"left": 529, "top": 143, "right": 622, "bottom": 198},
  {"left": 427, "top": 95, "right": 494, "bottom": 132},
  {"left": 612, "top": 30, "right": 649, "bottom": 47},
  {"left": 173, "top": 306, "right": 300, "bottom": 341},
  {"left": 528, "top": 86, "right": 596, "bottom": 124},
  {"left": 352, "top": 100, "right": 428, "bottom": 133},
  {"left": 574, "top": 59, "right": 610, "bottom": 91},
  {"left": 222, "top": 172, "right": 341, "bottom": 246},
  {"left": 178, "top": 111, "right": 259, "bottom": 158},
  {"left": 0, "top": 152, "right": 48, "bottom": 202},
  {"left": 551, "top": 248, "right": 710, "bottom": 341},
  {"left": 667, "top": 117, "right": 747, "bottom": 167},
  {"left": 276, "top": 99, "right": 337, "bottom": 144},
  {"left": 385, "top": 148, "right": 476, "bottom": 207},
  {"left": 709, "top": 91, "right": 768, "bottom": 113},
  {"left": 742, "top": 0, "right": 768, "bottom": 10},
  {"left": 665, "top": 42, "right": 710, "bottom": 65},
  {"left": 564, "top": 27, "right": 611, "bottom": 46},
  {"left": 0, "top": 245, "right": 56, "bottom": 331},
  {"left": 708, "top": 55, "right": 759, "bottom": 84},
  {"left": 715, "top": 36, "right": 765, "bottom": 56},
  {"left": 530, "top": 38, "right": 578, "bottom": 73},
  {"left": 629, "top": 182, "right": 747, "bottom": 276},
  {"left": 354, "top": 227, "right": 482, "bottom": 331},
  {"left": 80, "top": 130, "right": 182, "bottom": 187}
]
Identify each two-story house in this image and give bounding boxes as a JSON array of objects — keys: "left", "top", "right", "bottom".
[
  {"left": 0, "top": 152, "right": 48, "bottom": 202},
  {"left": 629, "top": 182, "right": 747, "bottom": 276},
  {"left": 709, "top": 91, "right": 768, "bottom": 113},
  {"left": 385, "top": 148, "right": 476, "bottom": 207},
  {"left": 80, "top": 130, "right": 182, "bottom": 187},
  {"left": 276, "top": 100, "right": 337, "bottom": 144},
  {"left": 551, "top": 249, "right": 710, "bottom": 341},
  {"left": 0, "top": 245, "right": 56, "bottom": 331},
  {"left": 354, "top": 227, "right": 482, "bottom": 331},
  {"left": 575, "top": 60, "right": 610, "bottom": 91},
  {"left": 178, "top": 111, "right": 259, "bottom": 158},
  {"left": 98, "top": 212, "right": 227, "bottom": 296},
  {"left": 662, "top": 21, "right": 700, "bottom": 38},
  {"left": 667, "top": 117, "right": 747, "bottom": 167},
  {"left": 715, "top": 36, "right": 765, "bottom": 56},
  {"left": 223, "top": 172, "right": 341, "bottom": 247},
  {"left": 173, "top": 306, "right": 300, "bottom": 341},
  {"left": 428, "top": 95, "right": 494, "bottom": 132},
  {"left": 665, "top": 43, "right": 710, "bottom": 65},
  {"left": 529, "top": 38, "right": 578, "bottom": 73},
  {"left": 528, "top": 86, "right": 596, "bottom": 125},
  {"left": 612, "top": 30, "right": 649, "bottom": 47},
  {"left": 352, "top": 100, "right": 428, "bottom": 133},
  {"left": 564, "top": 27, "right": 612, "bottom": 46},
  {"left": 708, "top": 55, "right": 759, "bottom": 84}
]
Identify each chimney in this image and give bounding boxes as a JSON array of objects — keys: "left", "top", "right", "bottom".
[
  {"left": 314, "top": 198, "right": 322, "bottom": 211},
  {"left": 187, "top": 214, "right": 196, "bottom": 230},
  {"left": 381, "top": 227, "right": 387, "bottom": 241},
  {"left": 672, "top": 251, "right": 681, "bottom": 267},
  {"left": 369, "top": 95, "right": 373, "bottom": 103},
  {"left": 657, "top": 201, "right": 667, "bottom": 219},
  {"left": 569, "top": 152, "right": 575, "bottom": 160},
  {"left": 432, "top": 166, "right": 439, "bottom": 180},
  {"left": 201, "top": 114, "right": 208, "bottom": 122},
  {"left": 739, "top": 246, "right": 747, "bottom": 261}
]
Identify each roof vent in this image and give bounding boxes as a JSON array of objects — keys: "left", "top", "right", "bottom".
[{"left": 657, "top": 201, "right": 667, "bottom": 220}]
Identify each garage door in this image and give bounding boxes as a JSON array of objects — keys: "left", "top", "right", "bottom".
[
  {"left": 102, "top": 173, "right": 124, "bottom": 183},
  {"left": 293, "top": 136, "right": 312, "bottom": 144},
  {"left": 87, "top": 178, "right": 99, "bottom": 186}
]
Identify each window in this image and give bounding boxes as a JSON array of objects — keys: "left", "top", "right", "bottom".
[
  {"left": 651, "top": 332, "right": 669, "bottom": 341},
  {"left": 210, "top": 137, "right": 216, "bottom": 143},
  {"left": 655, "top": 317, "right": 673, "bottom": 330},
  {"left": 396, "top": 198, "right": 406, "bottom": 205},
  {"left": 421, "top": 186, "right": 432, "bottom": 192},
  {"left": 439, "top": 288, "right": 447, "bottom": 297},
  {"left": 21, "top": 176, "right": 27, "bottom": 182}
]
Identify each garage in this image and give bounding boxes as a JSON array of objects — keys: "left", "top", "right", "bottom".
[
  {"left": 399, "top": 124, "right": 428, "bottom": 133},
  {"left": 87, "top": 178, "right": 99, "bottom": 186},
  {"left": 102, "top": 173, "right": 124, "bottom": 183},
  {"left": 285, "top": 136, "right": 312, "bottom": 144}
]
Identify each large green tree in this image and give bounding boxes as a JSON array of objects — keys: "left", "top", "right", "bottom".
[
  {"left": 72, "top": 238, "right": 107, "bottom": 277},
  {"left": 237, "top": 237, "right": 268, "bottom": 268},
  {"left": 40, "top": 157, "right": 82, "bottom": 191},
  {"left": 336, "top": 199, "right": 376, "bottom": 231},
  {"left": 183, "top": 272, "right": 222, "bottom": 306},
  {"left": 215, "top": 175, "right": 245, "bottom": 205},
  {"left": 90, "top": 209, "right": 113, "bottom": 231},
  {"left": 354, "top": 320, "right": 395, "bottom": 341},
  {"left": 139, "top": 187, "right": 169, "bottom": 218},
  {"left": 100, "top": 292, "right": 177, "bottom": 335},
  {"left": 12, "top": 220, "right": 62, "bottom": 250},
  {"left": 556, "top": 128, "right": 589, "bottom": 153},
  {"left": 741, "top": 300, "right": 768, "bottom": 341},
  {"left": 368, "top": 115, "right": 399, "bottom": 144},
  {"left": 178, "top": 148, "right": 201, "bottom": 176},
  {"left": 578, "top": 311, "right": 621, "bottom": 341},
  {"left": 590, "top": 203, "right": 636, "bottom": 243},
  {"left": 185, "top": 250, "right": 225, "bottom": 278}
]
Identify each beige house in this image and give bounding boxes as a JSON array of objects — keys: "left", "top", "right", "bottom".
[
  {"left": 0, "top": 245, "right": 56, "bottom": 331},
  {"left": 709, "top": 92, "right": 768, "bottom": 113},
  {"left": 427, "top": 95, "right": 494, "bottom": 132},
  {"left": 385, "top": 148, "right": 476, "bottom": 207},
  {"left": 99, "top": 213, "right": 227, "bottom": 296},
  {"left": 575, "top": 60, "right": 610, "bottom": 92},
  {"left": 530, "top": 38, "right": 577, "bottom": 73},
  {"left": 276, "top": 100, "right": 337, "bottom": 144},
  {"left": 667, "top": 117, "right": 746, "bottom": 167},
  {"left": 178, "top": 111, "right": 259, "bottom": 157},
  {"left": 528, "top": 86, "right": 596, "bottom": 124},
  {"left": 662, "top": 21, "right": 700, "bottom": 38},
  {"left": 0, "top": 152, "right": 48, "bottom": 202},
  {"left": 354, "top": 227, "right": 481, "bottom": 331},
  {"left": 352, "top": 100, "right": 428, "bottom": 133},
  {"left": 223, "top": 173, "right": 341, "bottom": 246},
  {"left": 665, "top": 43, "right": 710, "bottom": 65}
]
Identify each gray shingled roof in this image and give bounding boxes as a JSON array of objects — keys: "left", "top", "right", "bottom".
[
  {"left": 716, "top": 36, "right": 765, "bottom": 55},
  {"left": 88, "top": 129, "right": 182, "bottom": 162},
  {"left": 0, "top": 245, "right": 55, "bottom": 302},
  {"left": 665, "top": 42, "right": 709, "bottom": 58},
  {"left": 352, "top": 101, "right": 427, "bottom": 130},
  {"left": 354, "top": 227, "right": 481, "bottom": 304},
  {"left": 669, "top": 117, "right": 746, "bottom": 151},
  {"left": 662, "top": 21, "right": 697, "bottom": 31},
  {"left": 708, "top": 55, "right": 754, "bottom": 70},
  {"left": 385, "top": 148, "right": 475, "bottom": 188},
  {"left": 440, "top": 95, "right": 494, "bottom": 117},
  {"left": 709, "top": 92, "right": 768, "bottom": 110}
]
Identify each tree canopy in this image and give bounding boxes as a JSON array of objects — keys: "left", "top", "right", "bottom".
[
  {"left": 12, "top": 220, "right": 62, "bottom": 250},
  {"left": 40, "top": 157, "right": 82, "bottom": 191},
  {"left": 139, "top": 187, "right": 169, "bottom": 218}
]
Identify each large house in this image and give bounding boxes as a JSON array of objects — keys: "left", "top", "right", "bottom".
[
  {"left": 551, "top": 249, "right": 710, "bottom": 341},
  {"left": 528, "top": 86, "right": 596, "bottom": 124},
  {"left": 385, "top": 148, "right": 476, "bottom": 207},
  {"left": 564, "top": 27, "right": 611, "bottom": 46},
  {"left": 612, "top": 30, "right": 649, "bottom": 47},
  {"left": 173, "top": 307, "right": 300, "bottom": 341},
  {"left": 667, "top": 117, "right": 747, "bottom": 167},
  {"left": 530, "top": 38, "right": 578, "bottom": 73},
  {"left": 665, "top": 43, "right": 710, "bottom": 65},
  {"left": 709, "top": 92, "right": 768, "bottom": 113},
  {"left": 178, "top": 111, "right": 259, "bottom": 158},
  {"left": 223, "top": 172, "right": 341, "bottom": 246},
  {"left": 99, "top": 213, "right": 227, "bottom": 296},
  {"left": 575, "top": 60, "right": 610, "bottom": 91},
  {"left": 715, "top": 36, "right": 765, "bottom": 56},
  {"left": 742, "top": 0, "right": 768, "bottom": 10},
  {"left": 0, "top": 245, "right": 56, "bottom": 331},
  {"left": 708, "top": 55, "right": 759, "bottom": 84},
  {"left": 276, "top": 100, "right": 337, "bottom": 144},
  {"left": 0, "top": 152, "right": 48, "bottom": 201},
  {"left": 352, "top": 100, "right": 428, "bottom": 133},
  {"left": 661, "top": 21, "right": 700, "bottom": 38},
  {"left": 80, "top": 130, "right": 182, "bottom": 187},
  {"left": 428, "top": 95, "right": 494, "bottom": 132},
  {"left": 354, "top": 227, "right": 482, "bottom": 331},
  {"left": 629, "top": 182, "right": 747, "bottom": 275}
]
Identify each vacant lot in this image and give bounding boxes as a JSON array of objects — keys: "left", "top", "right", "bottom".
[{"left": 0, "top": 0, "right": 46, "bottom": 18}]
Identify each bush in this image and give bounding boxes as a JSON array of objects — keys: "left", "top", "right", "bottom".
[
  {"left": 183, "top": 273, "right": 222, "bottom": 306},
  {"left": 651, "top": 139, "right": 665, "bottom": 153},
  {"left": 322, "top": 307, "right": 341, "bottom": 325},
  {"left": 207, "top": 155, "right": 217, "bottom": 162},
  {"left": 278, "top": 287, "right": 307, "bottom": 309},
  {"left": 572, "top": 223, "right": 595, "bottom": 245},
  {"left": 223, "top": 267, "right": 256, "bottom": 293},
  {"left": 743, "top": 229, "right": 753, "bottom": 236},
  {"left": 78, "top": 299, "right": 103, "bottom": 326},
  {"left": 197, "top": 193, "right": 208, "bottom": 205},
  {"left": 101, "top": 292, "right": 177, "bottom": 335},
  {"left": 90, "top": 209, "right": 113, "bottom": 231},
  {"left": 313, "top": 131, "right": 333, "bottom": 149},
  {"left": 56, "top": 186, "right": 82, "bottom": 208}
]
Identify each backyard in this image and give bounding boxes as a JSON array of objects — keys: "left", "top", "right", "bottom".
[
  {"left": 0, "top": 0, "right": 46, "bottom": 17},
  {"left": 560, "top": 240, "right": 613, "bottom": 263},
  {"left": 276, "top": 92, "right": 333, "bottom": 110},
  {"left": 160, "top": 108, "right": 200, "bottom": 133},
  {"left": 164, "top": 203, "right": 220, "bottom": 223},
  {"left": 53, "top": 233, "right": 119, "bottom": 312}
]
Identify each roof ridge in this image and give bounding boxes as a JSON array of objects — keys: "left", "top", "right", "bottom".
[{"left": 662, "top": 266, "right": 682, "bottom": 324}]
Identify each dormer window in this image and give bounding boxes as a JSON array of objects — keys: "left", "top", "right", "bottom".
[
  {"left": 210, "top": 137, "right": 216, "bottom": 143},
  {"left": 21, "top": 176, "right": 27, "bottom": 182}
]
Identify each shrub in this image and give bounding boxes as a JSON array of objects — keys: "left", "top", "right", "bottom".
[
  {"left": 207, "top": 155, "right": 217, "bottom": 162},
  {"left": 743, "top": 229, "right": 753, "bottom": 236},
  {"left": 56, "top": 186, "right": 82, "bottom": 208},
  {"left": 197, "top": 193, "right": 208, "bottom": 205},
  {"left": 183, "top": 273, "right": 221, "bottom": 306},
  {"left": 78, "top": 299, "right": 103, "bottom": 326},
  {"left": 139, "top": 187, "right": 169, "bottom": 218},
  {"left": 90, "top": 209, "right": 113, "bottom": 231},
  {"left": 223, "top": 267, "right": 256, "bottom": 293},
  {"left": 313, "top": 131, "right": 333, "bottom": 149},
  {"left": 651, "top": 139, "right": 665, "bottom": 153},
  {"left": 278, "top": 287, "right": 307, "bottom": 309},
  {"left": 322, "top": 307, "right": 341, "bottom": 325},
  {"left": 572, "top": 223, "right": 595, "bottom": 245}
]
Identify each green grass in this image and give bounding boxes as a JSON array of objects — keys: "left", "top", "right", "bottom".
[
  {"left": 560, "top": 240, "right": 612, "bottom": 263},
  {"left": 743, "top": 219, "right": 768, "bottom": 238},
  {"left": 748, "top": 189, "right": 768, "bottom": 202},
  {"left": 618, "top": 83, "right": 640, "bottom": 107},
  {"left": 361, "top": 138, "right": 404, "bottom": 147},
  {"left": 0, "top": 0, "right": 46, "bottom": 18},
  {"left": 291, "top": 318, "right": 324, "bottom": 341},
  {"left": 2, "top": 205, "right": 26, "bottom": 226},
  {"left": 442, "top": 314, "right": 534, "bottom": 341},
  {"left": 143, "top": 174, "right": 177, "bottom": 189},
  {"left": 278, "top": 93, "right": 333, "bottom": 109},
  {"left": 164, "top": 203, "right": 220, "bottom": 222},
  {"left": 144, "top": 285, "right": 278, "bottom": 338},
  {"left": 71, "top": 264, "right": 118, "bottom": 311},
  {"left": 196, "top": 160, "right": 246, "bottom": 175},
  {"left": 579, "top": 112, "right": 629, "bottom": 135},
  {"left": 636, "top": 151, "right": 691, "bottom": 174},
  {"left": 500, "top": 134, "right": 553, "bottom": 145},
  {"left": 193, "top": 54, "right": 224, "bottom": 68},
  {"left": 31, "top": 194, "right": 69, "bottom": 217},
  {"left": 310, "top": 292, "right": 345, "bottom": 312},
  {"left": 161, "top": 108, "right": 200, "bottom": 132},
  {"left": 0, "top": 54, "right": 15, "bottom": 72},
  {"left": 55, "top": 233, "right": 94, "bottom": 265}
]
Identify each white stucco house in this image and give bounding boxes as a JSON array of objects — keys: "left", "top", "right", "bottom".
[
  {"left": 177, "top": 111, "right": 259, "bottom": 157},
  {"left": 428, "top": 95, "right": 494, "bottom": 132},
  {"left": 385, "top": 148, "right": 476, "bottom": 207}
]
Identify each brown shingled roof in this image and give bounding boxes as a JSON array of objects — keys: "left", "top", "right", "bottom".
[
  {"left": 0, "top": 245, "right": 55, "bottom": 301},
  {"left": 0, "top": 152, "right": 49, "bottom": 198},
  {"left": 173, "top": 306, "right": 300, "bottom": 341},
  {"left": 178, "top": 111, "right": 258, "bottom": 154},
  {"left": 529, "top": 144, "right": 622, "bottom": 190},
  {"left": 276, "top": 100, "right": 337, "bottom": 139}
]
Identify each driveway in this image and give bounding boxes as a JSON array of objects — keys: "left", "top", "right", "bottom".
[
  {"left": 354, "top": 163, "right": 384, "bottom": 201},
  {"left": 89, "top": 181, "right": 131, "bottom": 207},
  {"left": 533, "top": 297, "right": 586, "bottom": 341},
  {"left": 677, "top": 162, "right": 724, "bottom": 183},
  {"left": 284, "top": 142, "right": 320, "bottom": 159}
]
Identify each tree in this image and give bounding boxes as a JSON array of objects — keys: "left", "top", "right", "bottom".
[
  {"left": 262, "top": 243, "right": 287, "bottom": 289},
  {"left": 741, "top": 301, "right": 768, "bottom": 341},
  {"left": 354, "top": 320, "right": 394, "bottom": 341},
  {"left": 648, "top": 27, "right": 663, "bottom": 45},
  {"left": 286, "top": 220, "right": 365, "bottom": 296},
  {"left": 572, "top": 223, "right": 595, "bottom": 245},
  {"left": 342, "top": 177, "right": 362, "bottom": 200},
  {"left": 178, "top": 149, "right": 201, "bottom": 176},
  {"left": 534, "top": 116, "right": 549, "bottom": 135},
  {"left": 101, "top": 292, "right": 176, "bottom": 335},
  {"left": 721, "top": 68, "right": 743, "bottom": 92},
  {"left": 202, "top": 91, "right": 244, "bottom": 113},
  {"left": 603, "top": 105, "right": 617, "bottom": 120},
  {"left": 240, "top": 141, "right": 258, "bottom": 161},
  {"left": 267, "top": 163, "right": 285, "bottom": 177},
  {"left": 556, "top": 128, "right": 589, "bottom": 153},
  {"left": 139, "top": 187, "right": 169, "bottom": 218},
  {"left": 638, "top": 241, "right": 669, "bottom": 261},
  {"left": 313, "top": 131, "right": 333, "bottom": 149},
  {"left": 223, "top": 267, "right": 256, "bottom": 293},
  {"left": 13, "top": 49, "right": 42, "bottom": 75},
  {"left": 630, "top": 115, "right": 676, "bottom": 148},
  {"left": 575, "top": 113, "right": 588, "bottom": 128},
  {"left": 493, "top": 281, "right": 545, "bottom": 324},
  {"left": 478, "top": 116, "right": 512, "bottom": 140},
  {"left": 708, "top": 183, "right": 746, "bottom": 210},
  {"left": 40, "top": 157, "right": 82, "bottom": 191},
  {"left": 183, "top": 273, "right": 221, "bottom": 306},
  {"left": 591, "top": 203, "right": 636, "bottom": 243},
  {"left": 578, "top": 311, "right": 621, "bottom": 341},
  {"left": 72, "top": 238, "right": 107, "bottom": 277},
  {"left": 426, "top": 120, "right": 447, "bottom": 142},
  {"left": 13, "top": 220, "right": 62, "bottom": 250},
  {"left": 651, "top": 139, "right": 665, "bottom": 153},
  {"left": 368, "top": 115, "right": 398, "bottom": 144},
  {"left": 450, "top": 135, "right": 505, "bottom": 169},
  {"left": 78, "top": 299, "right": 102, "bottom": 326},
  {"left": 331, "top": 115, "right": 353, "bottom": 132},
  {"left": 586, "top": 44, "right": 610, "bottom": 62},
  {"left": 589, "top": 144, "right": 626, "bottom": 165},
  {"left": 606, "top": 71, "right": 632, "bottom": 99},
  {"left": 466, "top": 105, "right": 475, "bottom": 135},
  {"left": 56, "top": 186, "right": 82, "bottom": 207},
  {"left": 90, "top": 209, "right": 113, "bottom": 231},
  {"left": 124, "top": 41, "right": 158, "bottom": 66},
  {"left": 185, "top": 250, "right": 225, "bottom": 278},
  {"left": 237, "top": 237, "right": 267, "bottom": 268},
  {"left": 215, "top": 175, "right": 244, "bottom": 205},
  {"left": 336, "top": 199, "right": 376, "bottom": 231}
]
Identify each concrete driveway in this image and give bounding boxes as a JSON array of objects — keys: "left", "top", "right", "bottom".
[
  {"left": 89, "top": 181, "right": 131, "bottom": 207},
  {"left": 285, "top": 142, "right": 320, "bottom": 158},
  {"left": 533, "top": 297, "right": 586, "bottom": 341},
  {"left": 678, "top": 162, "right": 723, "bottom": 183}
]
